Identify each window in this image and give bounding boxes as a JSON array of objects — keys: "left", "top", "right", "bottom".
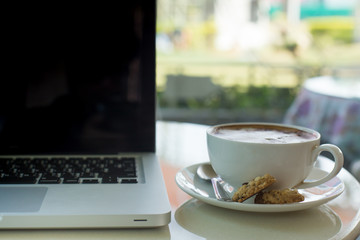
[{"left": 156, "top": 0, "right": 360, "bottom": 125}]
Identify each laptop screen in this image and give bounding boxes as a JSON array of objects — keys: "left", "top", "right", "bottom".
[{"left": 0, "top": 1, "right": 156, "bottom": 154}]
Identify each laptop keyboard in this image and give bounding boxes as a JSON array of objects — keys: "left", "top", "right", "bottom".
[{"left": 0, "top": 157, "right": 138, "bottom": 184}]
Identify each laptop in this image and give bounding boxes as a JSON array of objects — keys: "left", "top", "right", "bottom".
[{"left": 0, "top": 1, "right": 171, "bottom": 228}]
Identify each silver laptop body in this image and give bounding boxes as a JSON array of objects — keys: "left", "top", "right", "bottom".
[{"left": 0, "top": 1, "right": 171, "bottom": 228}]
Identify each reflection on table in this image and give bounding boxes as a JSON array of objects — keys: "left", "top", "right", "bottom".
[{"left": 284, "top": 76, "right": 360, "bottom": 173}]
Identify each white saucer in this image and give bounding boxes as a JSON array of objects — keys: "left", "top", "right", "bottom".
[{"left": 175, "top": 163, "right": 345, "bottom": 212}]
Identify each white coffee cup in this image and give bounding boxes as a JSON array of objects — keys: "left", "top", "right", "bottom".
[{"left": 207, "top": 122, "right": 344, "bottom": 189}]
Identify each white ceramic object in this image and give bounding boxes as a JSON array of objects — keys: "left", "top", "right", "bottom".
[
  {"left": 207, "top": 122, "right": 344, "bottom": 189},
  {"left": 175, "top": 162, "right": 345, "bottom": 213}
]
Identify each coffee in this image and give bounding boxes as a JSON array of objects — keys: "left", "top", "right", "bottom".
[{"left": 212, "top": 124, "right": 317, "bottom": 144}]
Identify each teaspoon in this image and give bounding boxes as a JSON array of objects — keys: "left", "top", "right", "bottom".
[{"left": 196, "top": 163, "right": 233, "bottom": 201}]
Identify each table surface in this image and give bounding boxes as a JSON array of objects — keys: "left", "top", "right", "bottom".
[
  {"left": 1, "top": 121, "right": 359, "bottom": 240},
  {"left": 303, "top": 76, "right": 360, "bottom": 99}
]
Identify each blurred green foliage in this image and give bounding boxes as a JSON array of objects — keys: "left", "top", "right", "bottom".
[{"left": 158, "top": 85, "right": 297, "bottom": 111}]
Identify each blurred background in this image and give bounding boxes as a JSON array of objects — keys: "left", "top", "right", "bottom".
[{"left": 155, "top": 0, "right": 360, "bottom": 177}]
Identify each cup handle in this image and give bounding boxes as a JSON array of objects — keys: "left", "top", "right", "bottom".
[{"left": 296, "top": 144, "right": 344, "bottom": 189}]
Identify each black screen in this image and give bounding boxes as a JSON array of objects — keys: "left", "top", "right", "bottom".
[{"left": 0, "top": 1, "right": 156, "bottom": 154}]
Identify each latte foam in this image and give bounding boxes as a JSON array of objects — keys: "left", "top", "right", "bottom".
[{"left": 213, "top": 125, "right": 317, "bottom": 144}]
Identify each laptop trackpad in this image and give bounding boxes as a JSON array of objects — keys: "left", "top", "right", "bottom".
[{"left": 0, "top": 187, "right": 47, "bottom": 212}]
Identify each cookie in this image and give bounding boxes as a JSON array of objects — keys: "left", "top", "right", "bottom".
[
  {"left": 232, "top": 174, "right": 276, "bottom": 203},
  {"left": 254, "top": 188, "right": 304, "bottom": 204}
]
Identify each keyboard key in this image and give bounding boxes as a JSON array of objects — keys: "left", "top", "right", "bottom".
[
  {"left": 63, "top": 178, "right": 79, "bottom": 184},
  {"left": 80, "top": 172, "right": 95, "bottom": 178},
  {"left": 38, "top": 176, "right": 60, "bottom": 184},
  {"left": 0, "top": 176, "right": 37, "bottom": 184},
  {"left": 121, "top": 179, "right": 138, "bottom": 184},
  {"left": 61, "top": 172, "right": 75, "bottom": 178},
  {"left": 82, "top": 179, "right": 99, "bottom": 184},
  {"left": 102, "top": 175, "right": 118, "bottom": 183},
  {"left": 22, "top": 173, "right": 40, "bottom": 178}
]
